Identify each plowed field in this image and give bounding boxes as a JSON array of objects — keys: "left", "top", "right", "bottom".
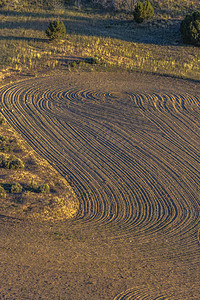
[{"left": 0, "top": 72, "right": 200, "bottom": 299}]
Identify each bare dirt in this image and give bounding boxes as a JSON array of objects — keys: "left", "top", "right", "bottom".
[{"left": 0, "top": 71, "right": 200, "bottom": 299}]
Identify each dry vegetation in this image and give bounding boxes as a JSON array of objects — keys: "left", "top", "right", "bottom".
[
  {"left": 0, "top": 0, "right": 199, "bottom": 84},
  {"left": 0, "top": 113, "right": 79, "bottom": 221}
]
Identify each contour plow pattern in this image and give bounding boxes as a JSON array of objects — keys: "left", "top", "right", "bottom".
[
  {"left": 114, "top": 287, "right": 171, "bottom": 300},
  {"left": 0, "top": 76, "right": 200, "bottom": 243}
]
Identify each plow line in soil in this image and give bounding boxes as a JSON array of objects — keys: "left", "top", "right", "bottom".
[{"left": 0, "top": 73, "right": 200, "bottom": 299}]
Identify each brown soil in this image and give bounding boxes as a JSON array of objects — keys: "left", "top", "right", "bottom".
[{"left": 0, "top": 71, "right": 200, "bottom": 299}]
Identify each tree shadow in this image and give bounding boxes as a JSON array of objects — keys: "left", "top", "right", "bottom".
[
  {"left": 0, "top": 8, "right": 183, "bottom": 46},
  {"left": 0, "top": 8, "right": 98, "bottom": 21},
  {"left": 0, "top": 20, "right": 48, "bottom": 31},
  {"left": 57, "top": 56, "right": 97, "bottom": 65},
  {"left": 0, "top": 9, "right": 56, "bottom": 19},
  {"left": 0, "top": 35, "right": 47, "bottom": 43},
  {"left": 65, "top": 18, "right": 182, "bottom": 46},
  {"left": 0, "top": 214, "right": 22, "bottom": 221}
]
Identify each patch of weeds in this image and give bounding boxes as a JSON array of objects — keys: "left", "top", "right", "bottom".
[
  {"left": 0, "top": 154, "right": 10, "bottom": 168},
  {"left": 11, "top": 183, "right": 23, "bottom": 193},
  {"left": 0, "top": 154, "right": 24, "bottom": 169},
  {"left": 0, "top": 114, "right": 78, "bottom": 221},
  {"left": 45, "top": 231, "right": 63, "bottom": 241},
  {"left": 0, "top": 135, "right": 9, "bottom": 150},
  {"left": 38, "top": 183, "right": 50, "bottom": 193},
  {"left": 0, "top": 113, "right": 6, "bottom": 125},
  {"left": 71, "top": 61, "right": 78, "bottom": 68},
  {"left": 0, "top": 185, "right": 6, "bottom": 198},
  {"left": 8, "top": 156, "right": 25, "bottom": 170},
  {"left": 0, "top": 135, "right": 17, "bottom": 152},
  {"left": 28, "top": 180, "right": 39, "bottom": 192},
  {"left": 46, "top": 231, "right": 72, "bottom": 241},
  {"left": 51, "top": 231, "right": 63, "bottom": 240}
]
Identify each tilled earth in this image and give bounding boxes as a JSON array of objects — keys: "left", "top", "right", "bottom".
[{"left": 0, "top": 71, "right": 200, "bottom": 299}]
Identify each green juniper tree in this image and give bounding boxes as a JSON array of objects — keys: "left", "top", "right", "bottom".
[
  {"left": 133, "top": 1, "right": 154, "bottom": 23},
  {"left": 180, "top": 11, "right": 200, "bottom": 47},
  {"left": 46, "top": 19, "right": 66, "bottom": 41}
]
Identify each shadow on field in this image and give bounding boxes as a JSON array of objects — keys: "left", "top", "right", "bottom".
[
  {"left": 0, "top": 9, "right": 54, "bottom": 19},
  {"left": 0, "top": 9, "right": 98, "bottom": 21},
  {"left": 0, "top": 9, "right": 183, "bottom": 46},
  {"left": 0, "top": 20, "right": 48, "bottom": 31},
  {"left": 0, "top": 35, "right": 47, "bottom": 43}
]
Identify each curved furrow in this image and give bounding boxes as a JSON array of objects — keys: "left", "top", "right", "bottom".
[
  {"left": 0, "top": 84, "right": 191, "bottom": 237},
  {"left": 50, "top": 117, "right": 184, "bottom": 237},
  {"left": 0, "top": 76, "right": 200, "bottom": 246},
  {"left": 128, "top": 93, "right": 200, "bottom": 238},
  {"left": 114, "top": 287, "right": 172, "bottom": 300},
  {"left": 131, "top": 93, "right": 200, "bottom": 152}
]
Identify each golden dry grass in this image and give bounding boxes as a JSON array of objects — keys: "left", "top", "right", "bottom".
[{"left": 0, "top": 3, "right": 199, "bottom": 84}]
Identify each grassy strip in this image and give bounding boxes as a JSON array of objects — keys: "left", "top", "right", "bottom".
[
  {"left": 0, "top": 114, "right": 79, "bottom": 221},
  {"left": 0, "top": 5, "right": 199, "bottom": 82},
  {"left": 1, "top": 35, "right": 199, "bottom": 81},
  {"left": 62, "top": 34, "right": 200, "bottom": 79}
]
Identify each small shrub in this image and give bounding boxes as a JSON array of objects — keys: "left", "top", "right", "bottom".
[
  {"left": 0, "top": 113, "right": 6, "bottom": 125},
  {"left": 0, "top": 135, "right": 14, "bottom": 152},
  {"left": 0, "top": 185, "right": 6, "bottom": 198},
  {"left": 0, "top": 1, "right": 7, "bottom": 8},
  {"left": 180, "top": 11, "right": 200, "bottom": 47},
  {"left": 29, "top": 180, "right": 38, "bottom": 192},
  {"left": 0, "top": 154, "right": 9, "bottom": 168},
  {"left": 0, "top": 154, "right": 14, "bottom": 169},
  {"left": 11, "top": 183, "right": 22, "bottom": 193},
  {"left": 133, "top": 1, "right": 154, "bottom": 23},
  {"left": 38, "top": 183, "right": 50, "bottom": 194},
  {"left": 0, "top": 154, "right": 24, "bottom": 169},
  {"left": 9, "top": 156, "right": 24, "bottom": 170},
  {"left": 45, "top": 19, "right": 66, "bottom": 41},
  {"left": 0, "top": 135, "right": 8, "bottom": 150}
]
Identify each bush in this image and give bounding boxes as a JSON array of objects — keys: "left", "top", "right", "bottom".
[
  {"left": 9, "top": 156, "right": 24, "bottom": 170},
  {"left": 0, "top": 154, "right": 24, "bottom": 169},
  {"left": 180, "top": 11, "right": 200, "bottom": 47},
  {"left": 0, "top": 135, "right": 14, "bottom": 152},
  {"left": 38, "top": 183, "right": 50, "bottom": 194},
  {"left": 0, "top": 135, "right": 9, "bottom": 151},
  {"left": 0, "top": 185, "right": 6, "bottom": 198},
  {"left": 0, "top": 0, "right": 7, "bottom": 7},
  {"left": 29, "top": 180, "right": 38, "bottom": 192},
  {"left": 133, "top": 1, "right": 154, "bottom": 23},
  {"left": 45, "top": 19, "right": 66, "bottom": 41},
  {"left": 0, "top": 154, "right": 9, "bottom": 168},
  {"left": 11, "top": 183, "right": 22, "bottom": 193},
  {"left": 0, "top": 113, "right": 6, "bottom": 125}
]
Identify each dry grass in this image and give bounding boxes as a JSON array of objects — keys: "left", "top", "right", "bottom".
[
  {"left": 0, "top": 117, "right": 79, "bottom": 221},
  {"left": 0, "top": 2, "right": 199, "bottom": 83}
]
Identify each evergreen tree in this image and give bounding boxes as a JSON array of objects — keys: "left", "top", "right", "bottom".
[
  {"left": 133, "top": 1, "right": 154, "bottom": 23},
  {"left": 46, "top": 19, "right": 66, "bottom": 41},
  {"left": 180, "top": 11, "right": 200, "bottom": 47}
]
